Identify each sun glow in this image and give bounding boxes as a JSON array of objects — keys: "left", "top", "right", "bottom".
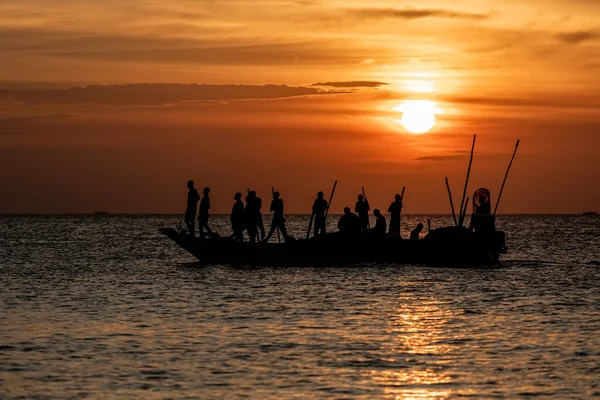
[{"left": 394, "top": 100, "right": 442, "bottom": 134}]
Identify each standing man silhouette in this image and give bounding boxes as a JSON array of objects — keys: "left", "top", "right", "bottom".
[
  {"left": 198, "top": 187, "right": 212, "bottom": 238},
  {"left": 231, "top": 192, "right": 245, "bottom": 242},
  {"left": 255, "top": 191, "right": 266, "bottom": 241},
  {"left": 245, "top": 191, "right": 259, "bottom": 243},
  {"left": 312, "top": 191, "right": 328, "bottom": 237},
  {"left": 264, "top": 191, "right": 287, "bottom": 242},
  {"left": 185, "top": 180, "right": 200, "bottom": 237},
  {"left": 388, "top": 194, "right": 403, "bottom": 234},
  {"left": 355, "top": 194, "right": 370, "bottom": 235}
]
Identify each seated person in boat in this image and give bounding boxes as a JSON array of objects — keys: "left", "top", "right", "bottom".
[
  {"left": 264, "top": 191, "right": 288, "bottom": 242},
  {"left": 475, "top": 193, "right": 491, "bottom": 214},
  {"left": 470, "top": 188, "right": 496, "bottom": 234},
  {"left": 198, "top": 187, "right": 212, "bottom": 238},
  {"left": 410, "top": 223, "right": 424, "bottom": 241},
  {"left": 230, "top": 192, "right": 245, "bottom": 242},
  {"left": 185, "top": 180, "right": 200, "bottom": 237},
  {"left": 338, "top": 207, "right": 360, "bottom": 236},
  {"left": 312, "top": 191, "right": 328, "bottom": 237},
  {"left": 369, "top": 209, "right": 386, "bottom": 237}
]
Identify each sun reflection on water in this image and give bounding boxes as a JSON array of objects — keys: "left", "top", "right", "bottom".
[{"left": 367, "top": 286, "right": 463, "bottom": 399}]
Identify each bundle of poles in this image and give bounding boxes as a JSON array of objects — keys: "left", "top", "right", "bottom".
[{"left": 445, "top": 135, "right": 520, "bottom": 227}]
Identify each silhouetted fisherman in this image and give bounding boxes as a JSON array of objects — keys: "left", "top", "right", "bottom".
[
  {"left": 388, "top": 194, "right": 403, "bottom": 234},
  {"left": 198, "top": 187, "right": 212, "bottom": 238},
  {"left": 231, "top": 192, "right": 245, "bottom": 242},
  {"left": 371, "top": 209, "right": 386, "bottom": 237},
  {"left": 410, "top": 223, "right": 424, "bottom": 241},
  {"left": 355, "top": 194, "right": 370, "bottom": 235},
  {"left": 312, "top": 191, "right": 328, "bottom": 237},
  {"left": 255, "top": 192, "right": 266, "bottom": 241},
  {"left": 245, "top": 191, "right": 260, "bottom": 243},
  {"left": 338, "top": 207, "right": 360, "bottom": 236},
  {"left": 185, "top": 180, "right": 200, "bottom": 237},
  {"left": 476, "top": 194, "right": 491, "bottom": 214},
  {"left": 264, "top": 191, "right": 287, "bottom": 242}
]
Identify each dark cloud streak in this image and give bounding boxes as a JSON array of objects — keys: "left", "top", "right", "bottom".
[
  {"left": 556, "top": 30, "right": 598, "bottom": 44},
  {"left": 350, "top": 7, "right": 489, "bottom": 20},
  {"left": 1, "top": 83, "right": 333, "bottom": 106},
  {"left": 311, "top": 81, "right": 387, "bottom": 88}
]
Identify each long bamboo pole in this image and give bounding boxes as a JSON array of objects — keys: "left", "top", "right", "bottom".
[
  {"left": 324, "top": 180, "right": 338, "bottom": 220},
  {"left": 458, "top": 134, "right": 477, "bottom": 227},
  {"left": 306, "top": 212, "right": 315, "bottom": 240},
  {"left": 494, "top": 140, "right": 520, "bottom": 216},
  {"left": 445, "top": 177, "right": 458, "bottom": 227},
  {"left": 461, "top": 196, "right": 470, "bottom": 228}
]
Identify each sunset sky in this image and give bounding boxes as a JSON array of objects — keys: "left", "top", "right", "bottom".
[{"left": 1, "top": 0, "right": 599, "bottom": 213}]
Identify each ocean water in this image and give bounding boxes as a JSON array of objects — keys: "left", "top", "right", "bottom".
[{"left": 1, "top": 214, "right": 599, "bottom": 399}]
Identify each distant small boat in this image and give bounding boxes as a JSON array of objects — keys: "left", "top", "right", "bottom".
[
  {"left": 583, "top": 211, "right": 598, "bottom": 215},
  {"left": 93, "top": 211, "right": 109, "bottom": 215}
]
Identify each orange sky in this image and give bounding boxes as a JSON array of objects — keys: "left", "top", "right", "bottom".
[{"left": 1, "top": 0, "right": 599, "bottom": 213}]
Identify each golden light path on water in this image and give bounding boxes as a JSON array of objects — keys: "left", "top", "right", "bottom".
[{"left": 367, "top": 284, "right": 462, "bottom": 399}]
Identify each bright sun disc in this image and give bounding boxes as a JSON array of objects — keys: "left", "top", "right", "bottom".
[{"left": 393, "top": 100, "right": 440, "bottom": 134}]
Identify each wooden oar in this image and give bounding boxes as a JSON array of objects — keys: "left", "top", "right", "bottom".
[
  {"left": 445, "top": 177, "right": 458, "bottom": 226},
  {"left": 324, "top": 180, "right": 337, "bottom": 220},
  {"left": 461, "top": 197, "right": 470, "bottom": 228},
  {"left": 494, "top": 139, "right": 520, "bottom": 216},
  {"left": 306, "top": 212, "right": 315, "bottom": 240},
  {"left": 458, "top": 134, "right": 477, "bottom": 227}
]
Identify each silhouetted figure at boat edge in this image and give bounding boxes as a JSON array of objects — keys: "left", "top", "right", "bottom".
[
  {"left": 370, "top": 209, "right": 386, "bottom": 237},
  {"left": 185, "top": 180, "right": 200, "bottom": 237},
  {"left": 255, "top": 192, "right": 266, "bottom": 241},
  {"left": 312, "top": 191, "right": 328, "bottom": 237},
  {"left": 410, "top": 223, "right": 424, "bottom": 241},
  {"left": 198, "top": 187, "right": 212, "bottom": 238},
  {"left": 231, "top": 192, "right": 245, "bottom": 242},
  {"left": 476, "top": 194, "right": 491, "bottom": 214},
  {"left": 338, "top": 207, "right": 360, "bottom": 236},
  {"left": 264, "top": 191, "right": 288, "bottom": 242},
  {"left": 355, "top": 194, "right": 370, "bottom": 235},
  {"left": 245, "top": 191, "right": 259, "bottom": 243},
  {"left": 388, "top": 193, "right": 403, "bottom": 234}
]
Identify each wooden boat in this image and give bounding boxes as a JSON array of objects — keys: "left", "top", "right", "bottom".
[
  {"left": 161, "top": 137, "right": 518, "bottom": 267},
  {"left": 160, "top": 187, "right": 507, "bottom": 267},
  {"left": 159, "top": 225, "right": 506, "bottom": 267},
  {"left": 583, "top": 211, "right": 598, "bottom": 215}
]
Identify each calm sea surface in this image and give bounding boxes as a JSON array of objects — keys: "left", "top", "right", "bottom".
[{"left": 1, "top": 214, "right": 599, "bottom": 399}]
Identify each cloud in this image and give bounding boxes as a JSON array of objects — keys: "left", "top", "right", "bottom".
[
  {"left": 443, "top": 94, "right": 600, "bottom": 110},
  {"left": 1, "top": 83, "right": 335, "bottom": 105},
  {"left": 413, "top": 154, "right": 469, "bottom": 162},
  {"left": 556, "top": 30, "right": 598, "bottom": 44},
  {"left": 311, "top": 81, "right": 387, "bottom": 88},
  {"left": 349, "top": 7, "right": 489, "bottom": 20},
  {"left": 413, "top": 151, "right": 509, "bottom": 162}
]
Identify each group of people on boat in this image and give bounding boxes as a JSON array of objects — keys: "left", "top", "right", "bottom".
[{"left": 185, "top": 180, "right": 424, "bottom": 242}]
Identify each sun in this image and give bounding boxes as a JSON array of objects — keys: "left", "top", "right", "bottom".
[{"left": 393, "top": 100, "right": 441, "bottom": 134}]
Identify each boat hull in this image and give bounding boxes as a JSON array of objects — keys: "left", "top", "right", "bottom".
[{"left": 160, "top": 227, "right": 505, "bottom": 267}]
